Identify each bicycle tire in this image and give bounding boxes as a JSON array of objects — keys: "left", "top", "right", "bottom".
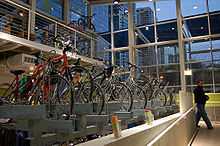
[
  {"left": 111, "top": 82, "right": 133, "bottom": 112},
  {"left": 132, "top": 84, "right": 148, "bottom": 109},
  {"left": 154, "top": 90, "right": 167, "bottom": 106}
]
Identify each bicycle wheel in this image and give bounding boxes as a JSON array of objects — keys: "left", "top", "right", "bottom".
[
  {"left": 28, "top": 74, "right": 73, "bottom": 105},
  {"left": 79, "top": 81, "right": 105, "bottom": 114},
  {"left": 132, "top": 84, "right": 148, "bottom": 109},
  {"left": 111, "top": 82, "right": 133, "bottom": 112},
  {"left": 154, "top": 90, "right": 167, "bottom": 106}
]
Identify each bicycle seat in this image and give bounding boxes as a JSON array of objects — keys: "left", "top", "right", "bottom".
[{"left": 10, "top": 70, "right": 25, "bottom": 76}]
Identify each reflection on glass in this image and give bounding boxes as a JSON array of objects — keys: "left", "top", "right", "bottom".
[
  {"left": 156, "top": 0, "right": 176, "bottom": 22},
  {"left": 135, "top": 1, "right": 154, "bottom": 26},
  {"left": 181, "top": 0, "right": 207, "bottom": 17},
  {"left": 158, "top": 65, "right": 180, "bottom": 86}
]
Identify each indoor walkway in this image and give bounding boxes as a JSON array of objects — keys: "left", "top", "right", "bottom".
[{"left": 191, "top": 122, "right": 220, "bottom": 146}]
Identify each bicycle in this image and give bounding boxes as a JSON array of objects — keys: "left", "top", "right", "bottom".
[
  {"left": 78, "top": 14, "right": 96, "bottom": 32},
  {"left": 91, "top": 63, "right": 133, "bottom": 112}
]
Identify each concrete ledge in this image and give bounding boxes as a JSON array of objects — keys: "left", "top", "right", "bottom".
[{"left": 76, "top": 113, "right": 181, "bottom": 146}]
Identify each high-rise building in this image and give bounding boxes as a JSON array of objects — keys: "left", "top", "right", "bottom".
[
  {"left": 113, "top": 4, "right": 128, "bottom": 30},
  {"left": 136, "top": 7, "right": 154, "bottom": 26},
  {"left": 136, "top": 7, "right": 155, "bottom": 67}
]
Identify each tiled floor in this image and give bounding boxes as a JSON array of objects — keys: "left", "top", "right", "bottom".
[{"left": 191, "top": 121, "right": 220, "bottom": 146}]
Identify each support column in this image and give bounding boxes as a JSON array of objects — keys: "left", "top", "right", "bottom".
[
  {"left": 176, "top": 0, "right": 186, "bottom": 92},
  {"left": 64, "top": 0, "right": 70, "bottom": 24},
  {"left": 128, "top": 3, "right": 136, "bottom": 78},
  {"left": 110, "top": 5, "right": 115, "bottom": 65},
  {"left": 87, "top": 4, "right": 96, "bottom": 58},
  {"left": 28, "top": 0, "right": 36, "bottom": 40}
]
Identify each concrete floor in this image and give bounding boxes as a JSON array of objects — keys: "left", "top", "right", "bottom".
[{"left": 191, "top": 121, "right": 220, "bottom": 146}]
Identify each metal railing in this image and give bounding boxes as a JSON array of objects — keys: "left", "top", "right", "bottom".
[{"left": 0, "top": 0, "right": 111, "bottom": 59}]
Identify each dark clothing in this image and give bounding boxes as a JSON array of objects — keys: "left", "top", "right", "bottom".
[
  {"left": 196, "top": 104, "right": 213, "bottom": 129},
  {"left": 194, "top": 85, "right": 213, "bottom": 129},
  {"left": 193, "top": 86, "right": 207, "bottom": 104}
]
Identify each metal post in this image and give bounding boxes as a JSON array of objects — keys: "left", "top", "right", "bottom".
[
  {"left": 88, "top": 4, "right": 95, "bottom": 58},
  {"left": 28, "top": 0, "right": 36, "bottom": 40},
  {"left": 128, "top": 3, "right": 136, "bottom": 78},
  {"left": 153, "top": 1, "right": 159, "bottom": 80},
  {"left": 64, "top": 0, "right": 70, "bottom": 24},
  {"left": 110, "top": 5, "right": 115, "bottom": 65},
  {"left": 176, "top": 0, "right": 186, "bottom": 92}
]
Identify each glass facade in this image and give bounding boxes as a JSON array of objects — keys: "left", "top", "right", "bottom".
[{"left": 36, "top": 0, "right": 64, "bottom": 20}]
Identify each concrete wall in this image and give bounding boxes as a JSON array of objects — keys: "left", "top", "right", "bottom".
[{"left": 148, "top": 107, "right": 196, "bottom": 146}]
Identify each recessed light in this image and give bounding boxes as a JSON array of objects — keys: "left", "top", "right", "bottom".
[
  {"left": 145, "top": 26, "right": 149, "bottom": 30},
  {"left": 113, "top": 0, "right": 119, "bottom": 4},
  {"left": 200, "top": 26, "right": 204, "bottom": 30},
  {"left": 18, "top": 11, "right": 24, "bottom": 17},
  {"left": 125, "top": 10, "right": 128, "bottom": 13},
  {"left": 193, "top": 5, "right": 198, "bottom": 9},
  {"left": 156, "top": 8, "right": 160, "bottom": 12},
  {"left": 172, "top": 27, "right": 175, "bottom": 30}
]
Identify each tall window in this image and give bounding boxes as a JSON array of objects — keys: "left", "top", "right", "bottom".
[
  {"left": 181, "top": 0, "right": 207, "bottom": 17},
  {"left": 36, "top": 0, "right": 64, "bottom": 20},
  {"left": 69, "top": 0, "right": 87, "bottom": 22},
  {"left": 208, "top": 0, "right": 220, "bottom": 12},
  {"left": 156, "top": 0, "right": 176, "bottom": 22}
]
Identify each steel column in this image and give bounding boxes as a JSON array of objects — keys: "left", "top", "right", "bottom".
[
  {"left": 110, "top": 5, "right": 115, "bottom": 65},
  {"left": 176, "top": 0, "right": 186, "bottom": 92},
  {"left": 128, "top": 3, "right": 136, "bottom": 78}
]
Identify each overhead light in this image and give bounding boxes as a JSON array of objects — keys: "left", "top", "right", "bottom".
[
  {"left": 200, "top": 26, "right": 204, "bottom": 30},
  {"left": 184, "top": 69, "right": 192, "bottom": 76},
  {"left": 18, "top": 11, "right": 24, "bottom": 17},
  {"left": 113, "top": 0, "right": 119, "bottom": 4},
  {"left": 145, "top": 26, "right": 149, "bottom": 30},
  {"left": 149, "top": 0, "right": 153, "bottom": 1},
  {"left": 156, "top": 8, "right": 160, "bottom": 12},
  {"left": 125, "top": 10, "right": 128, "bottom": 13},
  {"left": 135, "top": 32, "right": 138, "bottom": 36},
  {"left": 193, "top": 5, "right": 198, "bottom": 9},
  {"left": 171, "top": 27, "right": 175, "bottom": 30}
]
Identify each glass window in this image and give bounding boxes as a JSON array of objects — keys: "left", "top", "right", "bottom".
[
  {"left": 19, "top": 0, "right": 29, "bottom": 4},
  {"left": 115, "top": 51, "right": 129, "bottom": 67},
  {"left": 156, "top": 0, "right": 176, "bottom": 22},
  {"left": 191, "top": 52, "right": 212, "bottom": 61},
  {"left": 192, "top": 69, "right": 213, "bottom": 85},
  {"left": 213, "top": 50, "right": 220, "bottom": 61},
  {"left": 157, "top": 44, "right": 179, "bottom": 65},
  {"left": 136, "top": 25, "right": 155, "bottom": 45},
  {"left": 92, "top": 5, "right": 110, "bottom": 33},
  {"left": 113, "top": 4, "right": 128, "bottom": 31},
  {"left": 210, "top": 14, "right": 220, "bottom": 35},
  {"left": 136, "top": 47, "right": 157, "bottom": 66},
  {"left": 114, "top": 31, "right": 128, "bottom": 48},
  {"left": 212, "top": 38, "right": 220, "bottom": 50},
  {"left": 208, "top": 0, "right": 220, "bottom": 12},
  {"left": 158, "top": 65, "right": 180, "bottom": 86},
  {"left": 36, "top": 0, "right": 64, "bottom": 20},
  {"left": 156, "top": 22, "right": 178, "bottom": 42},
  {"left": 181, "top": 0, "right": 207, "bottom": 17},
  {"left": 135, "top": 1, "right": 154, "bottom": 26},
  {"left": 185, "top": 16, "right": 209, "bottom": 37},
  {"left": 35, "top": 15, "right": 55, "bottom": 47}
]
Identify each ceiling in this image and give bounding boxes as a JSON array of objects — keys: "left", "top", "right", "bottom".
[{"left": 87, "top": 0, "right": 156, "bottom": 5}]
